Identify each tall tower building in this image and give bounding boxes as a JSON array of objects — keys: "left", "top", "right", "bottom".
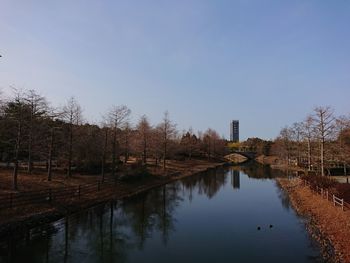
[{"left": 230, "top": 120, "right": 239, "bottom": 142}]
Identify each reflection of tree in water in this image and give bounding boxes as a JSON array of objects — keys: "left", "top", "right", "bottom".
[
  {"left": 236, "top": 161, "right": 295, "bottom": 180},
  {"left": 121, "top": 191, "right": 157, "bottom": 249},
  {"left": 274, "top": 181, "right": 291, "bottom": 210},
  {"left": 86, "top": 203, "right": 132, "bottom": 263},
  {"left": 180, "top": 168, "right": 228, "bottom": 200},
  {"left": 53, "top": 203, "right": 133, "bottom": 263},
  {"left": 121, "top": 183, "right": 183, "bottom": 247},
  {"left": 202, "top": 169, "right": 227, "bottom": 198},
  {"left": 156, "top": 184, "right": 183, "bottom": 245},
  {"left": 237, "top": 163, "right": 274, "bottom": 179}
]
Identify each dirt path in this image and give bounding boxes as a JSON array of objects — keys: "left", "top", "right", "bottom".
[{"left": 277, "top": 178, "right": 350, "bottom": 263}]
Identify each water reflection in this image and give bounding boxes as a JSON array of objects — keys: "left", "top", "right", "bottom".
[
  {"left": 0, "top": 165, "right": 323, "bottom": 263},
  {"left": 231, "top": 170, "right": 240, "bottom": 189},
  {"left": 181, "top": 168, "right": 228, "bottom": 200},
  {"left": 235, "top": 161, "right": 275, "bottom": 179},
  {"left": 275, "top": 182, "right": 292, "bottom": 211}
]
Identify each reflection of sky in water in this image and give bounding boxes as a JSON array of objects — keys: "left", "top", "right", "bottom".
[{"left": 1, "top": 166, "right": 323, "bottom": 263}]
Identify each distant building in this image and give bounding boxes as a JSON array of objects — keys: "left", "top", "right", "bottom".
[{"left": 230, "top": 120, "right": 239, "bottom": 142}]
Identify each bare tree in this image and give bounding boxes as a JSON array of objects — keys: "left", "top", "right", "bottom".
[
  {"left": 157, "top": 111, "right": 176, "bottom": 171},
  {"left": 24, "top": 90, "right": 48, "bottom": 174},
  {"left": 278, "top": 126, "right": 295, "bottom": 165},
  {"left": 100, "top": 125, "right": 109, "bottom": 182},
  {"left": 149, "top": 128, "right": 163, "bottom": 166},
  {"left": 122, "top": 122, "right": 132, "bottom": 164},
  {"left": 7, "top": 90, "right": 27, "bottom": 190},
  {"left": 301, "top": 116, "right": 315, "bottom": 171},
  {"left": 108, "top": 105, "right": 131, "bottom": 178},
  {"left": 47, "top": 126, "right": 58, "bottom": 181},
  {"left": 180, "top": 127, "right": 199, "bottom": 160},
  {"left": 202, "top": 128, "right": 221, "bottom": 160},
  {"left": 136, "top": 115, "right": 152, "bottom": 165},
  {"left": 291, "top": 122, "right": 303, "bottom": 166},
  {"left": 47, "top": 108, "right": 64, "bottom": 181},
  {"left": 62, "top": 97, "right": 82, "bottom": 178},
  {"left": 335, "top": 115, "right": 350, "bottom": 181},
  {"left": 313, "top": 106, "right": 335, "bottom": 176}
]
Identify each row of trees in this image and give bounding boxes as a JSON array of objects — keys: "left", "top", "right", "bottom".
[
  {"left": 0, "top": 89, "right": 227, "bottom": 190},
  {"left": 273, "top": 106, "right": 350, "bottom": 177}
]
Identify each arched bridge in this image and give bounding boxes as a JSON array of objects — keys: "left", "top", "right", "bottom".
[
  {"left": 232, "top": 151, "right": 257, "bottom": 160},
  {"left": 225, "top": 151, "right": 257, "bottom": 162}
]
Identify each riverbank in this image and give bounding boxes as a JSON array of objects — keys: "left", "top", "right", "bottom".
[
  {"left": 256, "top": 155, "right": 306, "bottom": 172},
  {"left": 277, "top": 178, "right": 350, "bottom": 263},
  {"left": 0, "top": 159, "right": 224, "bottom": 238}
]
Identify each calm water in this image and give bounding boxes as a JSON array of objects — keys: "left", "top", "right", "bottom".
[{"left": 0, "top": 165, "right": 324, "bottom": 263}]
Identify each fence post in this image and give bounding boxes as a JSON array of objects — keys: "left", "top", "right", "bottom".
[
  {"left": 333, "top": 195, "right": 335, "bottom": 206},
  {"left": 341, "top": 199, "right": 344, "bottom": 211}
]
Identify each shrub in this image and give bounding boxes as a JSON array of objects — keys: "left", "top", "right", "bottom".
[
  {"left": 120, "top": 161, "right": 151, "bottom": 182},
  {"left": 301, "top": 174, "right": 336, "bottom": 189}
]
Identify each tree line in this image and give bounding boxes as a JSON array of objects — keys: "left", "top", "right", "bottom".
[
  {"left": 272, "top": 106, "right": 350, "bottom": 177},
  {"left": 0, "top": 89, "right": 227, "bottom": 190},
  {"left": 229, "top": 106, "right": 350, "bottom": 179}
]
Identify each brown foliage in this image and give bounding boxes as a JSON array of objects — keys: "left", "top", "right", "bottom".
[{"left": 301, "top": 174, "right": 336, "bottom": 189}]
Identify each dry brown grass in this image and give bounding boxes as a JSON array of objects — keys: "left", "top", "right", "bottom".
[
  {"left": 0, "top": 169, "right": 103, "bottom": 194},
  {"left": 0, "top": 159, "right": 221, "bottom": 194},
  {"left": 145, "top": 159, "right": 222, "bottom": 177},
  {"left": 278, "top": 178, "right": 350, "bottom": 263},
  {"left": 256, "top": 155, "right": 280, "bottom": 165}
]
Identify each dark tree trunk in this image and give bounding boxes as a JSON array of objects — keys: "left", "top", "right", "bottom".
[
  {"left": 124, "top": 133, "right": 129, "bottom": 164},
  {"left": 163, "top": 142, "right": 167, "bottom": 171},
  {"left": 112, "top": 128, "right": 117, "bottom": 178},
  {"left": 28, "top": 132, "right": 33, "bottom": 174},
  {"left": 13, "top": 120, "right": 22, "bottom": 190},
  {"left": 101, "top": 129, "right": 108, "bottom": 182},
  {"left": 142, "top": 138, "right": 147, "bottom": 165},
  {"left": 67, "top": 123, "right": 73, "bottom": 178},
  {"left": 28, "top": 111, "right": 33, "bottom": 174},
  {"left": 47, "top": 128, "right": 55, "bottom": 181}
]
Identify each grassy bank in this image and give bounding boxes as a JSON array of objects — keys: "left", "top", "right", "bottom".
[
  {"left": 0, "top": 159, "right": 224, "bottom": 237},
  {"left": 277, "top": 178, "right": 350, "bottom": 263}
]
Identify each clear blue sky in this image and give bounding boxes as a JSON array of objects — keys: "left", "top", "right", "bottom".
[{"left": 1, "top": 1, "right": 349, "bottom": 140}]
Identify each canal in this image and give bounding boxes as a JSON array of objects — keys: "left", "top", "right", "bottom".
[{"left": 0, "top": 165, "right": 324, "bottom": 262}]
